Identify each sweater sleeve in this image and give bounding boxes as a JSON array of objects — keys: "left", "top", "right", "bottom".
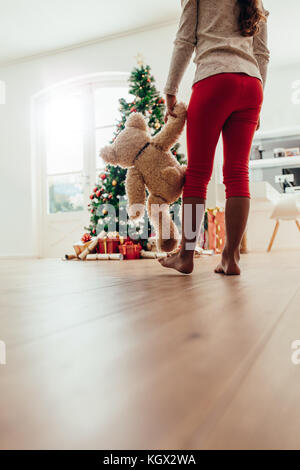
[
  {"left": 253, "top": 1, "right": 270, "bottom": 90},
  {"left": 163, "top": 0, "right": 198, "bottom": 96}
]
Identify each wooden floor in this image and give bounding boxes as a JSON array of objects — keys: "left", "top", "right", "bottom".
[{"left": 1, "top": 251, "right": 300, "bottom": 450}]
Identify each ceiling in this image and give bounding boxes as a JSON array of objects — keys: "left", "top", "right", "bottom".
[{"left": 0, "top": 0, "right": 298, "bottom": 67}]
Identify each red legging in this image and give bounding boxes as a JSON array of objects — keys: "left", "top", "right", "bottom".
[{"left": 183, "top": 72, "right": 263, "bottom": 200}]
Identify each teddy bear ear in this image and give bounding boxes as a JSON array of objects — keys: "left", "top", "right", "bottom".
[
  {"left": 126, "top": 113, "right": 148, "bottom": 131},
  {"left": 100, "top": 145, "right": 118, "bottom": 165}
]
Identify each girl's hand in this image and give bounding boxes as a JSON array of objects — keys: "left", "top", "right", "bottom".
[{"left": 164, "top": 94, "right": 177, "bottom": 123}]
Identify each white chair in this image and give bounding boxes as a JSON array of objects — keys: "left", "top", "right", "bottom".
[{"left": 267, "top": 193, "right": 300, "bottom": 252}]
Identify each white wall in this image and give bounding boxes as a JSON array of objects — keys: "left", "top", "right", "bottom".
[
  {"left": 0, "top": 24, "right": 186, "bottom": 257},
  {"left": 0, "top": 22, "right": 299, "bottom": 256},
  {"left": 262, "top": 62, "right": 300, "bottom": 131}
]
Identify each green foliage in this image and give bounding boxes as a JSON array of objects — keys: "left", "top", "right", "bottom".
[{"left": 85, "top": 62, "right": 186, "bottom": 240}]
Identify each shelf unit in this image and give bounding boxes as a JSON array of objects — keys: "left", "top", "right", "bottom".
[
  {"left": 249, "top": 127, "right": 300, "bottom": 192},
  {"left": 250, "top": 155, "right": 300, "bottom": 169}
]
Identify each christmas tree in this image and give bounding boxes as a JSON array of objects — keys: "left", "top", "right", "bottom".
[{"left": 86, "top": 54, "right": 186, "bottom": 243}]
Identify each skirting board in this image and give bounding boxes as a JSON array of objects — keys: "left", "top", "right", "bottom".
[{"left": 0, "top": 254, "right": 39, "bottom": 259}]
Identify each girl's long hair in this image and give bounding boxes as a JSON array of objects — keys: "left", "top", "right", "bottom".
[{"left": 237, "top": 0, "right": 267, "bottom": 37}]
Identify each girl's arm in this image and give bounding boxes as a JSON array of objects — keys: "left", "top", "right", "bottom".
[{"left": 163, "top": 0, "right": 198, "bottom": 96}]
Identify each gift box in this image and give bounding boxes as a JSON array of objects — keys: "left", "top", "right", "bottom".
[
  {"left": 73, "top": 238, "right": 94, "bottom": 256},
  {"left": 118, "top": 241, "right": 142, "bottom": 260},
  {"left": 207, "top": 208, "right": 225, "bottom": 253},
  {"left": 146, "top": 237, "right": 157, "bottom": 252},
  {"left": 96, "top": 232, "right": 129, "bottom": 254},
  {"left": 97, "top": 237, "right": 120, "bottom": 254}
]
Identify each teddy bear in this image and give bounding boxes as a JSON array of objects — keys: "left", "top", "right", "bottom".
[{"left": 100, "top": 102, "right": 187, "bottom": 252}]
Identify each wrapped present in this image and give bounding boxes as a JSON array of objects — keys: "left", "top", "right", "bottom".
[
  {"left": 73, "top": 237, "right": 94, "bottom": 256},
  {"left": 146, "top": 237, "right": 158, "bottom": 252},
  {"left": 78, "top": 237, "right": 99, "bottom": 260},
  {"left": 140, "top": 250, "right": 167, "bottom": 259},
  {"left": 81, "top": 233, "right": 92, "bottom": 243},
  {"left": 97, "top": 237, "right": 120, "bottom": 254},
  {"left": 62, "top": 254, "right": 78, "bottom": 260},
  {"left": 86, "top": 253, "right": 124, "bottom": 261},
  {"left": 207, "top": 207, "right": 225, "bottom": 253},
  {"left": 118, "top": 241, "right": 142, "bottom": 260},
  {"left": 96, "top": 232, "right": 129, "bottom": 254}
]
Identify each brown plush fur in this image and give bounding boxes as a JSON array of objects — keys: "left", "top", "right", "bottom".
[{"left": 100, "top": 102, "right": 187, "bottom": 252}]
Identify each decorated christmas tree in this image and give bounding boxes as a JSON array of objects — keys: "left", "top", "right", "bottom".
[{"left": 85, "top": 54, "right": 186, "bottom": 243}]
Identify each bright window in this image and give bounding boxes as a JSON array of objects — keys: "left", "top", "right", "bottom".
[
  {"left": 42, "top": 80, "right": 131, "bottom": 214},
  {"left": 45, "top": 93, "right": 84, "bottom": 175},
  {"left": 95, "top": 87, "right": 132, "bottom": 170},
  {"left": 44, "top": 91, "right": 85, "bottom": 214}
]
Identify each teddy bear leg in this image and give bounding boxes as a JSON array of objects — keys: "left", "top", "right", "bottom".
[
  {"left": 161, "top": 166, "right": 184, "bottom": 187},
  {"left": 125, "top": 167, "right": 146, "bottom": 220},
  {"left": 147, "top": 194, "right": 179, "bottom": 252}
]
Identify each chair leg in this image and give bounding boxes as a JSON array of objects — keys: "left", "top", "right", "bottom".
[
  {"left": 296, "top": 220, "right": 300, "bottom": 232},
  {"left": 267, "top": 220, "right": 280, "bottom": 252}
]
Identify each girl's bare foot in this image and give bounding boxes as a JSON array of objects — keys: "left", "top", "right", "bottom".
[
  {"left": 158, "top": 251, "right": 194, "bottom": 274},
  {"left": 214, "top": 248, "right": 241, "bottom": 275}
]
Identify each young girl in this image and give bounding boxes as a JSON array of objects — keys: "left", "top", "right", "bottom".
[{"left": 159, "top": 0, "right": 270, "bottom": 274}]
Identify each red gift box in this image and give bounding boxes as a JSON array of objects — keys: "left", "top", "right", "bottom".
[
  {"left": 207, "top": 208, "right": 225, "bottom": 253},
  {"left": 96, "top": 234, "right": 130, "bottom": 254},
  {"left": 97, "top": 237, "right": 120, "bottom": 254},
  {"left": 118, "top": 241, "right": 142, "bottom": 260}
]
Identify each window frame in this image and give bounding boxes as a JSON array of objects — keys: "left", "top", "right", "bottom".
[
  {"left": 94, "top": 81, "right": 133, "bottom": 172},
  {"left": 32, "top": 72, "right": 130, "bottom": 256}
]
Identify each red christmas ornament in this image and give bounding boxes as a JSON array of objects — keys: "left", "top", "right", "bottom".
[
  {"left": 100, "top": 174, "right": 106, "bottom": 180},
  {"left": 89, "top": 194, "right": 94, "bottom": 200},
  {"left": 81, "top": 233, "right": 92, "bottom": 243},
  {"left": 93, "top": 187, "right": 98, "bottom": 193},
  {"left": 130, "top": 107, "right": 136, "bottom": 113},
  {"left": 92, "top": 229, "right": 96, "bottom": 234},
  {"left": 96, "top": 190, "right": 101, "bottom": 198},
  {"left": 108, "top": 194, "right": 112, "bottom": 199}
]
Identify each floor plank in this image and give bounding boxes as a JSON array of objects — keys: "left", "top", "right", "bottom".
[
  {"left": 194, "top": 284, "right": 300, "bottom": 450},
  {"left": 0, "top": 251, "right": 300, "bottom": 449}
]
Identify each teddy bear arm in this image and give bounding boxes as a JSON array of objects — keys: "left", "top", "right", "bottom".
[
  {"left": 125, "top": 167, "right": 146, "bottom": 220},
  {"left": 152, "top": 102, "right": 187, "bottom": 151}
]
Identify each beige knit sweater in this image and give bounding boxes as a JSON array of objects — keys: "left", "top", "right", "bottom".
[{"left": 164, "top": 0, "right": 270, "bottom": 95}]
